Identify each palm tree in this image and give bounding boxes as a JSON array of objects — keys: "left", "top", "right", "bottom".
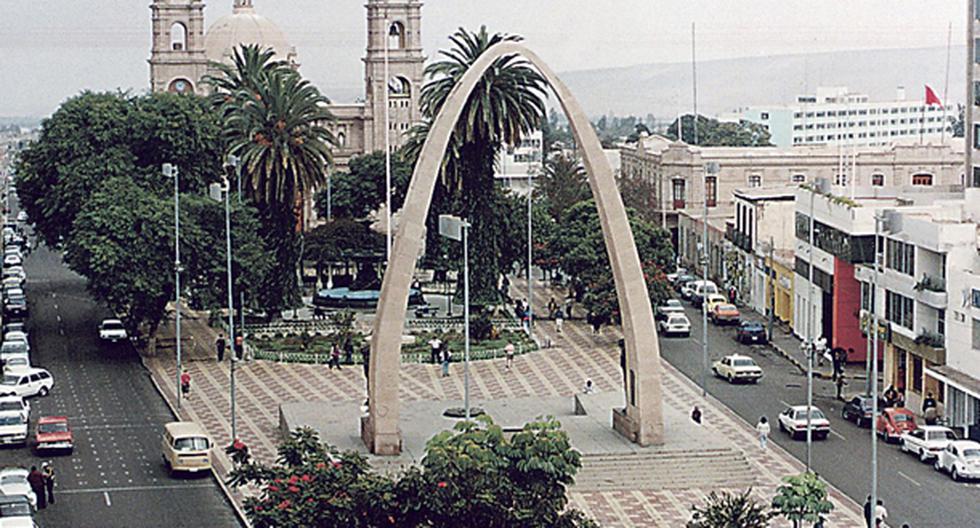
[
  {"left": 203, "top": 44, "right": 292, "bottom": 109},
  {"left": 417, "top": 26, "right": 548, "bottom": 306},
  {"left": 538, "top": 154, "right": 589, "bottom": 224}
]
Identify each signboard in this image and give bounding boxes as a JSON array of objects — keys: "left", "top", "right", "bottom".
[{"left": 438, "top": 214, "right": 464, "bottom": 241}]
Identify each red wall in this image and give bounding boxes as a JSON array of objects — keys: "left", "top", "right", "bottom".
[{"left": 832, "top": 260, "right": 869, "bottom": 362}]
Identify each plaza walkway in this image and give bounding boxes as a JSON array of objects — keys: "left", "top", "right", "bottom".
[{"left": 145, "top": 280, "right": 868, "bottom": 527}]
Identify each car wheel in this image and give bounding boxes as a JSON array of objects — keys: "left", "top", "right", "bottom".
[
  {"left": 841, "top": 409, "right": 848, "bottom": 420},
  {"left": 38, "top": 386, "right": 49, "bottom": 397},
  {"left": 778, "top": 421, "right": 786, "bottom": 432},
  {"left": 952, "top": 467, "right": 961, "bottom": 482},
  {"left": 934, "top": 459, "right": 943, "bottom": 472},
  {"left": 727, "top": 374, "right": 734, "bottom": 384},
  {"left": 920, "top": 448, "right": 930, "bottom": 463}
]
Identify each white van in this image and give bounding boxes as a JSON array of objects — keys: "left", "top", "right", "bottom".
[{"left": 690, "top": 280, "right": 719, "bottom": 306}]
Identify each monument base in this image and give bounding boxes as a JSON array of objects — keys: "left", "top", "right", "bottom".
[
  {"left": 612, "top": 407, "right": 639, "bottom": 444},
  {"left": 360, "top": 414, "right": 402, "bottom": 456}
]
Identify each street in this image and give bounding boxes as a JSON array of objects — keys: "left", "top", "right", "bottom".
[
  {"left": 0, "top": 241, "right": 239, "bottom": 527},
  {"left": 660, "top": 301, "right": 979, "bottom": 528}
]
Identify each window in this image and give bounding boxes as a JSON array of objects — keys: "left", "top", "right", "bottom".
[
  {"left": 975, "top": 0, "right": 980, "bottom": 21},
  {"left": 795, "top": 213, "right": 810, "bottom": 241},
  {"left": 911, "top": 173, "right": 933, "bottom": 186},
  {"left": 861, "top": 281, "right": 876, "bottom": 311},
  {"left": 911, "top": 356, "right": 923, "bottom": 392},
  {"left": 886, "top": 239, "right": 915, "bottom": 275},
  {"left": 388, "top": 76, "right": 411, "bottom": 96},
  {"left": 170, "top": 22, "right": 187, "bottom": 51},
  {"left": 886, "top": 290, "right": 914, "bottom": 329},
  {"left": 388, "top": 21, "right": 406, "bottom": 49},
  {"left": 938, "top": 309, "right": 946, "bottom": 336},
  {"left": 792, "top": 173, "right": 806, "bottom": 183},
  {"left": 672, "top": 179, "right": 686, "bottom": 209},
  {"left": 705, "top": 176, "right": 717, "bottom": 207},
  {"left": 871, "top": 173, "right": 884, "bottom": 186},
  {"left": 835, "top": 173, "right": 847, "bottom": 186},
  {"left": 748, "top": 174, "right": 762, "bottom": 187},
  {"left": 761, "top": 112, "right": 769, "bottom": 120}
]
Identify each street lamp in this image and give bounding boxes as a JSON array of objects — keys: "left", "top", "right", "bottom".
[
  {"left": 700, "top": 162, "right": 719, "bottom": 398},
  {"left": 439, "top": 214, "right": 471, "bottom": 419},
  {"left": 526, "top": 163, "right": 534, "bottom": 340},
  {"left": 162, "top": 163, "right": 182, "bottom": 409},
  {"left": 384, "top": 19, "right": 394, "bottom": 263},
  {"left": 804, "top": 177, "right": 829, "bottom": 471},
  {"left": 213, "top": 157, "right": 238, "bottom": 442}
]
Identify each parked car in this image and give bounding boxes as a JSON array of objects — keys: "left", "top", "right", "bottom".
[
  {"left": 0, "top": 325, "right": 23, "bottom": 337},
  {"left": 0, "top": 495, "right": 33, "bottom": 526},
  {"left": 655, "top": 299, "right": 685, "bottom": 320},
  {"left": 14, "top": 212, "right": 26, "bottom": 224},
  {"left": 0, "top": 398, "right": 27, "bottom": 423},
  {"left": 841, "top": 394, "right": 882, "bottom": 427},
  {"left": 0, "top": 279, "right": 21, "bottom": 292},
  {"left": 703, "top": 294, "right": 729, "bottom": 314},
  {"left": 0, "top": 469, "right": 36, "bottom": 509},
  {"left": 690, "top": 281, "right": 719, "bottom": 307},
  {"left": 666, "top": 268, "right": 688, "bottom": 283},
  {"left": 34, "top": 416, "right": 72, "bottom": 454},
  {"left": 736, "top": 321, "right": 768, "bottom": 344},
  {"left": 673, "top": 274, "right": 696, "bottom": 292},
  {"left": 98, "top": 319, "right": 128, "bottom": 343},
  {"left": 900, "top": 425, "right": 958, "bottom": 462},
  {"left": 162, "top": 422, "right": 213, "bottom": 476},
  {"left": 657, "top": 313, "right": 691, "bottom": 337},
  {"left": 2, "top": 298, "right": 27, "bottom": 319},
  {"left": 711, "top": 354, "right": 763, "bottom": 383},
  {"left": 1, "top": 333, "right": 27, "bottom": 353},
  {"left": 0, "top": 413, "right": 27, "bottom": 447},
  {"left": 0, "top": 369, "right": 53, "bottom": 399},
  {"left": 934, "top": 440, "right": 980, "bottom": 481},
  {"left": 876, "top": 407, "right": 917, "bottom": 443},
  {"left": 1, "top": 289, "right": 22, "bottom": 302},
  {"left": 778, "top": 405, "right": 830, "bottom": 440},
  {"left": 1, "top": 256, "right": 20, "bottom": 268},
  {"left": 709, "top": 303, "right": 740, "bottom": 325},
  {"left": 0, "top": 343, "right": 28, "bottom": 364},
  {"left": 1, "top": 356, "right": 30, "bottom": 377}
]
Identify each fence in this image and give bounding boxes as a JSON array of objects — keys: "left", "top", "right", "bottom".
[
  {"left": 245, "top": 317, "right": 525, "bottom": 338},
  {"left": 251, "top": 341, "right": 537, "bottom": 365}
]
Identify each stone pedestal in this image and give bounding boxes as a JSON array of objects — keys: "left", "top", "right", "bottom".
[
  {"left": 612, "top": 407, "right": 639, "bottom": 444},
  {"left": 360, "top": 414, "right": 401, "bottom": 455}
]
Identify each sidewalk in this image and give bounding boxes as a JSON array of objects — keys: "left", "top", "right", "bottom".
[{"left": 142, "top": 279, "right": 868, "bottom": 527}]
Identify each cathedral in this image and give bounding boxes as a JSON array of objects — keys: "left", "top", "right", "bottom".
[{"left": 148, "top": 0, "right": 425, "bottom": 169}]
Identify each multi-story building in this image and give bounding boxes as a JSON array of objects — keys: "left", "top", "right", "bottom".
[
  {"left": 968, "top": 0, "right": 980, "bottom": 187},
  {"left": 724, "top": 86, "right": 951, "bottom": 148},
  {"left": 619, "top": 134, "right": 965, "bottom": 242},
  {"left": 495, "top": 130, "right": 544, "bottom": 194}
]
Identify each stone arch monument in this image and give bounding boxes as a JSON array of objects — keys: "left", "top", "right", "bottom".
[{"left": 361, "top": 41, "right": 664, "bottom": 455}]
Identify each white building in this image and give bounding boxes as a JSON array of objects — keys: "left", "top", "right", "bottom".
[
  {"left": 725, "top": 86, "right": 951, "bottom": 148},
  {"left": 495, "top": 130, "right": 543, "bottom": 194}
]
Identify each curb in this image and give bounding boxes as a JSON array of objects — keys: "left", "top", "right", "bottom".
[
  {"left": 767, "top": 341, "right": 832, "bottom": 380},
  {"left": 141, "top": 357, "right": 252, "bottom": 528}
]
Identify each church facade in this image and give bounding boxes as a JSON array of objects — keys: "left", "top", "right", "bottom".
[{"left": 148, "top": 0, "right": 425, "bottom": 169}]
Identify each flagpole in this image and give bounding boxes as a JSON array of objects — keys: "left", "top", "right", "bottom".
[{"left": 942, "top": 21, "right": 952, "bottom": 143}]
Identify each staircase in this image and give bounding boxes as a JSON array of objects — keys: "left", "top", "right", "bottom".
[{"left": 574, "top": 447, "right": 757, "bottom": 491}]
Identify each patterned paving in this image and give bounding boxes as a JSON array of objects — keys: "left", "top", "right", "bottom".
[{"left": 145, "top": 280, "right": 867, "bottom": 526}]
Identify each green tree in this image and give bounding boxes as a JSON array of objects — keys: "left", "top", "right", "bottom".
[
  {"left": 304, "top": 219, "right": 384, "bottom": 288},
  {"left": 204, "top": 45, "right": 292, "bottom": 104},
  {"left": 228, "top": 419, "right": 597, "bottom": 528},
  {"left": 666, "top": 114, "right": 772, "bottom": 147},
  {"left": 770, "top": 472, "right": 834, "bottom": 528},
  {"left": 218, "top": 49, "right": 337, "bottom": 313},
  {"left": 314, "top": 151, "right": 412, "bottom": 220},
  {"left": 416, "top": 26, "right": 548, "bottom": 306},
  {"left": 538, "top": 153, "right": 590, "bottom": 224},
  {"left": 688, "top": 489, "right": 772, "bottom": 528}
]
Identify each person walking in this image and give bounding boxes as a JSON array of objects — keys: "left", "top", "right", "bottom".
[
  {"left": 428, "top": 336, "right": 442, "bottom": 364},
  {"left": 329, "top": 343, "right": 342, "bottom": 370},
  {"left": 343, "top": 339, "right": 353, "bottom": 365},
  {"left": 180, "top": 369, "right": 191, "bottom": 398},
  {"left": 583, "top": 379, "right": 595, "bottom": 394},
  {"left": 42, "top": 462, "right": 55, "bottom": 505},
  {"left": 755, "top": 417, "right": 770, "bottom": 449},
  {"left": 555, "top": 308, "right": 564, "bottom": 334},
  {"left": 547, "top": 297, "right": 558, "bottom": 319},
  {"left": 440, "top": 349, "right": 450, "bottom": 377},
  {"left": 691, "top": 406, "right": 702, "bottom": 425},
  {"left": 233, "top": 335, "right": 244, "bottom": 361},
  {"left": 863, "top": 496, "right": 873, "bottom": 528},
  {"left": 504, "top": 342, "right": 515, "bottom": 369},
  {"left": 835, "top": 373, "right": 848, "bottom": 401},
  {"left": 27, "top": 466, "right": 45, "bottom": 509},
  {"left": 215, "top": 334, "right": 226, "bottom": 362},
  {"left": 875, "top": 499, "right": 888, "bottom": 527}
]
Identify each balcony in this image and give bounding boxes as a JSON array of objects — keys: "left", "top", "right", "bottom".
[
  {"left": 892, "top": 329, "right": 946, "bottom": 365},
  {"left": 673, "top": 199, "right": 686, "bottom": 209},
  {"left": 914, "top": 274, "right": 948, "bottom": 308}
]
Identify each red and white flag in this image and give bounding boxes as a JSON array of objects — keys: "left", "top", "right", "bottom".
[{"left": 925, "top": 85, "right": 943, "bottom": 108}]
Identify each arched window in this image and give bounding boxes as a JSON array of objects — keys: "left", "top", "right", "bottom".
[
  {"left": 388, "top": 76, "right": 411, "bottom": 96},
  {"left": 170, "top": 22, "right": 187, "bottom": 51},
  {"left": 168, "top": 78, "right": 193, "bottom": 94},
  {"left": 336, "top": 132, "right": 347, "bottom": 148},
  {"left": 911, "top": 173, "right": 933, "bottom": 186},
  {"left": 387, "top": 21, "right": 405, "bottom": 50},
  {"left": 871, "top": 173, "right": 885, "bottom": 186}
]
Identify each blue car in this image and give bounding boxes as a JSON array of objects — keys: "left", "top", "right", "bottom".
[{"left": 736, "top": 321, "right": 767, "bottom": 344}]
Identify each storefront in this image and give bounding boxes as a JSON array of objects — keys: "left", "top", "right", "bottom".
[{"left": 927, "top": 365, "right": 980, "bottom": 441}]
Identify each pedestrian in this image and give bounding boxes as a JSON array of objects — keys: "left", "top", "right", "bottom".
[
  {"left": 361, "top": 345, "right": 370, "bottom": 403},
  {"left": 863, "top": 496, "right": 873, "bottom": 528},
  {"left": 895, "top": 387, "right": 906, "bottom": 408},
  {"left": 504, "top": 341, "right": 515, "bottom": 369},
  {"left": 344, "top": 339, "right": 353, "bottom": 365},
  {"left": 329, "top": 343, "right": 341, "bottom": 370},
  {"left": 830, "top": 347, "right": 844, "bottom": 381},
  {"left": 215, "top": 334, "right": 226, "bottom": 362},
  {"left": 583, "top": 379, "right": 595, "bottom": 394},
  {"left": 814, "top": 336, "right": 827, "bottom": 366},
  {"left": 691, "top": 406, "right": 702, "bottom": 425},
  {"left": 875, "top": 499, "right": 888, "bottom": 527},
  {"left": 547, "top": 297, "right": 558, "bottom": 319},
  {"left": 565, "top": 299, "right": 574, "bottom": 320},
  {"left": 755, "top": 417, "right": 770, "bottom": 449},
  {"left": 42, "top": 462, "right": 54, "bottom": 505},
  {"left": 428, "top": 336, "right": 442, "bottom": 364},
  {"left": 27, "top": 466, "right": 45, "bottom": 509},
  {"left": 835, "top": 373, "right": 848, "bottom": 401},
  {"left": 180, "top": 369, "right": 191, "bottom": 398},
  {"left": 922, "top": 392, "right": 937, "bottom": 413},
  {"left": 728, "top": 286, "right": 736, "bottom": 304},
  {"left": 441, "top": 349, "right": 450, "bottom": 377},
  {"left": 555, "top": 308, "right": 564, "bottom": 334},
  {"left": 234, "top": 335, "right": 244, "bottom": 361}
]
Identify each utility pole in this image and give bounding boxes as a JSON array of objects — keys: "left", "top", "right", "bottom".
[
  {"left": 767, "top": 236, "right": 775, "bottom": 342},
  {"left": 384, "top": 18, "right": 392, "bottom": 262},
  {"left": 527, "top": 165, "right": 533, "bottom": 340},
  {"left": 870, "top": 211, "right": 884, "bottom": 519},
  {"left": 701, "top": 162, "right": 718, "bottom": 397},
  {"left": 163, "top": 163, "right": 182, "bottom": 410}
]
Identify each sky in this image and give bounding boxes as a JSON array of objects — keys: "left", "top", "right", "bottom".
[{"left": 0, "top": 0, "right": 965, "bottom": 118}]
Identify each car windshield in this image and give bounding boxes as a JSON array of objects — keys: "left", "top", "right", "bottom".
[
  {"left": 0, "top": 402, "right": 21, "bottom": 412},
  {"left": 892, "top": 414, "right": 912, "bottom": 422},
  {"left": 962, "top": 448, "right": 980, "bottom": 458},
  {"left": 930, "top": 431, "right": 957, "bottom": 441},
  {"left": 0, "top": 475, "right": 23, "bottom": 486},
  {"left": 0, "top": 376, "right": 19, "bottom": 385},
  {"left": 0, "top": 416, "right": 23, "bottom": 426},
  {"left": 0, "top": 343, "right": 25, "bottom": 354},
  {"left": 102, "top": 321, "right": 124, "bottom": 330},
  {"left": 668, "top": 316, "right": 687, "bottom": 323},
  {"left": 733, "top": 359, "right": 757, "bottom": 367},
  {"left": 0, "top": 501, "right": 31, "bottom": 517},
  {"left": 5, "top": 358, "right": 26, "bottom": 366},
  {"left": 39, "top": 422, "right": 68, "bottom": 434},
  {"left": 796, "top": 409, "right": 825, "bottom": 420},
  {"left": 174, "top": 437, "right": 209, "bottom": 451}
]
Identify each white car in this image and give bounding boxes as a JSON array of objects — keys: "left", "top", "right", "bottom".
[
  {"left": 0, "top": 495, "right": 34, "bottom": 528},
  {"left": 0, "top": 413, "right": 27, "bottom": 447},
  {"left": 1, "top": 255, "right": 20, "bottom": 268},
  {"left": 900, "top": 425, "right": 957, "bottom": 462},
  {"left": 778, "top": 405, "right": 830, "bottom": 440},
  {"left": 14, "top": 212, "right": 26, "bottom": 223},
  {"left": 0, "top": 469, "right": 36, "bottom": 509},
  {"left": 1, "top": 355, "right": 30, "bottom": 376},
  {"left": 0, "top": 343, "right": 28, "bottom": 363},
  {"left": 712, "top": 354, "right": 763, "bottom": 383},
  {"left": 655, "top": 299, "right": 685, "bottom": 320},
  {"left": 0, "top": 397, "right": 28, "bottom": 423},
  {"left": 0, "top": 369, "right": 53, "bottom": 399},
  {"left": 99, "top": 319, "right": 128, "bottom": 342},
  {"left": 933, "top": 440, "right": 980, "bottom": 481},
  {"left": 1, "top": 333, "right": 27, "bottom": 353},
  {"left": 658, "top": 313, "right": 691, "bottom": 337}
]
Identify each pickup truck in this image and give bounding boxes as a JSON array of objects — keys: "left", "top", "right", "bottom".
[{"left": 99, "top": 319, "right": 128, "bottom": 342}]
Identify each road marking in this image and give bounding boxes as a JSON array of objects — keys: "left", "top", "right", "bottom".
[
  {"left": 103, "top": 491, "right": 111, "bottom": 506},
  {"left": 54, "top": 304, "right": 58, "bottom": 311},
  {"left": 56, "top": 315, "right": 61, "bottom": 323},
  {"left": 897, "top": 471, "right": 921, "bottom": 487},
  {"left": 829, "top": 430, "right": 846, "bottom": 441},
  {"left": 60, "top": 483, "right": 213, "bottom": 495},
  {"left": 59, "top": 328, "right": 65, "bottom": 336},
  {"left": 779, "top": 400, "right": 791, "bottom": 408}
]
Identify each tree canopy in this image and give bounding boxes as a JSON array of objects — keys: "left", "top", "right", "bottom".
[
  {"left": 665, "top": 114, "right": 772, "bottom": 147},
  {"left": 314, "top": 151, "right": 412, "bottom": 221}
]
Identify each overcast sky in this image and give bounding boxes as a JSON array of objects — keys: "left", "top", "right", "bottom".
[{"left": 0, "top": 0, "right": 965, "bottom": 117}]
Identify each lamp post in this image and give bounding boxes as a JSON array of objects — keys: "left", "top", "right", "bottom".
[
  {"left": 162, "top": 163, "right": 182, "bottom": 410},
  {"left": 527, "top": 164, "right": 533, "bottom": 339},
  {"left": 439, "top": 215, "right": 471, "bottom": 419},
  {"left": 213, "top": 159, "right": 238, "bottom": 442},
  {"left": 870, "top": 210, "right": 886, "bottom": 521},
  {"left": 384, "top": 19, "right": 392, "bottom": 263},
  {"left": 804, "top": 177, "right": 828, "bottom": 471},
  {"left": 701, "top": 162, "right": 719, "bottom": 397}
]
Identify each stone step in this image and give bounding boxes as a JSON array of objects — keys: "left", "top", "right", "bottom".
[{"left": 573, "top": 447, "right": 758, "bottom": 491}]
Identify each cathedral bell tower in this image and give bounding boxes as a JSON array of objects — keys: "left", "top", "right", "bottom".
[
  {"left": 363, "top": 0, "right": 425, "bottom": 152},
  {"left": 149, "top": 0, "right": 208, "bottom": 94}
]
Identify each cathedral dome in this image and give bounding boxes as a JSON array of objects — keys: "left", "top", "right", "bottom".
[{"left": 204, "top": 1, "right": 293, "bottom": 64}]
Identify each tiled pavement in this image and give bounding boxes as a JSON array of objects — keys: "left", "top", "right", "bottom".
[{"left": 145, "top": 281, "right": 868, "bottom": 527}]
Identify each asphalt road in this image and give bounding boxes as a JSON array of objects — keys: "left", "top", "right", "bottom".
[
  {"left": 0, "top": 236, "right": 240, "bottom": 526},
  {"left": 660, "top": 301, "right": 979, "bottom": 528}
]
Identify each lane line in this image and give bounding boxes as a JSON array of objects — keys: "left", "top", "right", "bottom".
[
  {"left": 830, "top": 430, "right": 846, "bottom": 441},
  {"left": 779, "top": 400, "right": 791, "bottom": 408},
  {"left": 897, "top": 470, "right": 921, "bottom": 487},
  {"left": 103, "top": 491, "right": 111, "bottom": 506},
  {"left": 61, "top": 483, "right": 214, "bottom": 495}
]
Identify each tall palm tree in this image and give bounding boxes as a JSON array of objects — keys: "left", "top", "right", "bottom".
[
  {"left": 203, "top": 44, "right": 291, "bottom": 109},
  {"left": 538, "top": 154, "right": 589, "bottom": 224},
  {"left": 417, "top": 26, "right": 548, "bottom": 306}
]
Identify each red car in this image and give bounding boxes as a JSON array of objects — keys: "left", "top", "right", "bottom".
[
  {"left": 35, "top": 416, "right": 73, "bottom": 453},
  {"left": 876, "top": 407, "right": 917, "bottom": 443}
]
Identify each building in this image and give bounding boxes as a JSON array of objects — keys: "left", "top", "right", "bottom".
[
  {"left": 495, "top": 130, "right": 544, "bottom": 194},
  {"left": 723, "top": 86, "right": 951, "bottom": 148},
  {"left": 619, "top": 134, "right": 965, "bottom": 242},
  {"left": 148, "top": 0, "right": 425, "bottom": 169},
  {"left": 969, "top": 0, "right": 980, "bottom": 187}
]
